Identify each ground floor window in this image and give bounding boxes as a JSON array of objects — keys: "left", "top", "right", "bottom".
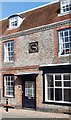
[
  {"left": 45, "top": 74, "right": 71, "bottom": 104},
  {"left": 4, "top": 75, "right": 14, "bottom": 97}
]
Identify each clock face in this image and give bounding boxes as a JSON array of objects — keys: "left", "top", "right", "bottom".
[{"left": 29, "top": 42, "right": 38, "bottom": 53}]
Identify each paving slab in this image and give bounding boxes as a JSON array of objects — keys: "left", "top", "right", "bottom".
[{"left": 0, "top": 107, "right": 70, "bottom": 119}]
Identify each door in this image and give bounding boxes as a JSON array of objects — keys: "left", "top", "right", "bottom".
[{"left": 22, "top": 80, "right": 36, "bottom": 109}]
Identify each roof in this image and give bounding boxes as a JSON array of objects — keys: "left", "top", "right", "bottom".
[{"left": 0, "top": 1, "right": 70, "bottom": 36}]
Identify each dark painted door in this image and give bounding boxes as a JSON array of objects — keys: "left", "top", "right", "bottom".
[{"left": 22, "top": 80, "right": 36, "bottom": 109}]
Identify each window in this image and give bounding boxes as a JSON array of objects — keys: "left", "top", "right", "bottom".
[
  {"left": 60, "top": 0, "right": 71, "bottom": 14},
  {"left": 58, "top": 28, "right": 71, "bottom": 56},
  {"left": 45, "top": 74, "right": 71, "bottom": 104},
  {"left": 4, "top": 75, "right": 14, "bottom": 97},
  {"left": 4, "top": 40, "right": 14, "bottom": 62},
  {"left": 9, "top": 16, "right": 18, "bottom": 28},
  {"left": 8, "top": 15, "right": 23, "bottom": 29}
]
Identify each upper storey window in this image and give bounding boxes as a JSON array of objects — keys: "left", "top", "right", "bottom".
[
  {"left": 60, "top": 0, "right": 71, "bottom": 14},
  {"left": 10, "top": 16, "right": 18, "bottom": 27},
  {"left": 4, "top": 40, "right": 14, "bottom": 62},
  {"left": 8, "top": 15, "right": 23, "bottom": 29},
  {"left": 58, "top": 28, "right": 71, "bottom": 56}
]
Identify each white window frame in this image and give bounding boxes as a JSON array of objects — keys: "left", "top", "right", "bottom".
[
  {"left": 60, "top": 0, "right": 71, "bottom": 14},
  {"left": 4, "top": 75, "right": 14, "bottom": 97},
  {"left": 45, "top": 73, "right": 71, "bottom": 104},
  {"left": 4, "top": 40, "right": 14, "bottom": 62},
  {"left": 58, "top": 28, "right": 71, "bottom": 56},
  {"left": 9, "top": 16, "right": 18, "bottom": 29}
]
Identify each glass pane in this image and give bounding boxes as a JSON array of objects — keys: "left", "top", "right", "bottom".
[
  {"left": 11, "top": 46, "right": 14, "bottom": 51},
  {"left": 8, "top": 76, "right": 10, "bottom": 81},
  {"left": 6, "top": 91, "right": 9, "bottom": 95},
  {"left": 65, "top": 43, "right": 69, "bottom": 48},
  {"left": 6, "top": 86, "right": 10, "bottom": 90},
  {"left": 55, "top": 81, "right": 62, "bottom": 86},
  {"left": 8, "top": 47, "right": 10, "bottom": 51},
  {"left": 65, "top": 37, "right": 69, "bottom": 42},
  {"left": 63, "top": 74, "right": 70, "bottom": 80},
  {"left": 60, "top": 32, "right": 63, "bottom": 37},
  {"left": 55, "top": 75, "right": 61, "bottom": 80},
  {"left": 55, "top": 88, "right": 62, "bottom": 101},
  {"left": 48, "top": 88, "right": 54, "bottom": 100},
  {"left": 11, "top": 82, "right": 14, "bottom": 86},
  {"left": 25, "top": 81, "right": 34, "bottom": 97},
  {"left": 69, "top": 30, "right": 71, "bottom": 35},
  {"left": 64, "top": 89, "right": 71, "bottom": 102},
  {"left": 70, "top": 36, "right": 71, "bottom": 42},
  {"left": 64, "top": 81, "right": 71, "bottom": 87},
  {"left": 25, "top": 88, "right": 28, "bottom": 96},
  {"left": 64, "top": 31, "right": 68, "bottom": 36},
  {"left": 11, "top": 42, "right": 14, "bottom": 47},
  {"left": 11, "top": 76, "right": 14, "bottom": 80},
  {"left": 8, "top": 82, "right": 10, "bottom": 85},
  {"left": 48, "top": 75, "right": 53, "bottom": 87},
  {"left": 28, "top": 89, "right": 32, "bottom": 96},
  {"left": 10, "top": 92, "right": 13, "bottom": 96}
]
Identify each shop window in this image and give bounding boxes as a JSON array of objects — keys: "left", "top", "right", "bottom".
[{"left": 45, "top": 74, "right": 71, "bottom": 103}]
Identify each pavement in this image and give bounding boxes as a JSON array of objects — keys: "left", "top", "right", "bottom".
[{"left": 0, "top": 107, "right": 71, "bottom": 119}]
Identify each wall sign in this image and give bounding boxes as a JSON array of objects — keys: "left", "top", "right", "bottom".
[{"left": 29, "top": 41, "right": 38, "bottom": 53}]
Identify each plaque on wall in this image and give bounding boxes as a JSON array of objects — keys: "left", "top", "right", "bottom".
[{"left": 29, "top": 41, "right": 38, "bottom": 53}]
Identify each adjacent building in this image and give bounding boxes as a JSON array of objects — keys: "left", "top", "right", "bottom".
[{"left": 0, "top": 0, "right": 71, "bottom": 113}]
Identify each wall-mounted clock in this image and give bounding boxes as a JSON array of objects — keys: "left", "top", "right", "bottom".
[{"left": 29, "top": 41, "right": 38, "bottom": 53}]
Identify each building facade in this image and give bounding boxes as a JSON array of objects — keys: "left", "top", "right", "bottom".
[{"left": 0, "top": 0, "right": 71, "bottom": 113}]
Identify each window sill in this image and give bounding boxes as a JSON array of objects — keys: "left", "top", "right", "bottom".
[
  {"left": 4, "top": 61, "right": 14, "bottom": 63},
  {"left": 58, "top": 11, "right": 71, "bottom": 17},
  {"left": 43, "top": 101, "right": 71, "bottom": 106},
  {"left": 4, "top": 95, "right": 14, "bottom": 98},
  {"left": 58, "top": 54, "right": 71, "bottom": 58}
]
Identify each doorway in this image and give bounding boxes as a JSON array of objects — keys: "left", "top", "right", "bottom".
[{"left": 22, "top": 75, "right": 36, "bottom": 109}]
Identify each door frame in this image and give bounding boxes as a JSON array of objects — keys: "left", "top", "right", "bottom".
[{"left": 22, "top": 75, "right": 36, "bottom": 110}]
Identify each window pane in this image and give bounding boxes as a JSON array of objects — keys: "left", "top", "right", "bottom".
[
  {"left": 69, "top": 30, "right": 71, "bottom": 35},
  {"left": 60, "top": 32, "right": 63, "bottom": 37},
  {"left": 65, "top": 37, "right": 69, "bottom": 42},
  {"left": 63, "top": 74, "right": 70, "bottom": 80},
  {"left": 28, "top": 89, "right": 32, "bottom": 96},
  {"left": 55, "top": 75, "right": 61, "bottom": 80},
  {"left": 64, "top": 31, "right": 68, "bottom": 36},
  {"left": 48, "top": 75, "right": 53, "bottom": 87},
  {"left": 55, "top": 81, "right": 62, "bottom": 86},
  {"left": 65, "top": 43, "right": 69, "bottom": 48},
  {"left": 64, "top": 89, "right": 71, "bottom": 102},
  {"left": 55, "top": 88, "right": 62, "bottom": 101},
  {"left": 64, "top": 81, "right": 71, "bottom": 87},
  {"left": 48, "top": 88, "right": 54, "bottom": 100}
]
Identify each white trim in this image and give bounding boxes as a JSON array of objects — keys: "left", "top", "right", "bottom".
[
  {"left": 40, "top": 63, "right": 71, "bottom": 67},
  {"left": 15, "top": 72, "right": 39, "bottom": 76},
  {"left": 45, "top": 74, "right": 48, "bottom": 101}
]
